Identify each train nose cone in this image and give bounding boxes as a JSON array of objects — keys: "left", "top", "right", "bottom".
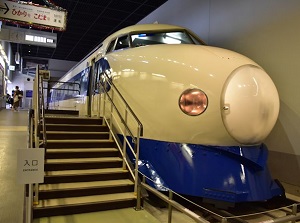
[{"left": 221, "top": 65, "right": 279, "bottom": 145}]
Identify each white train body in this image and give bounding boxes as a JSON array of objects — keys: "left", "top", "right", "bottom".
[
  {"left": 106, "top": 45, "right": 278, "bottom": 146},
  {"left": 50, "top": 24, "right": 283, "bottom": 203}
]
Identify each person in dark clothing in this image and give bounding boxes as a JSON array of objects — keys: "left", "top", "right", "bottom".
[
  {"left": 12, "top": 86, "right": 22, "bottom": 111},
  {"left": 6, "top": 94, "right": 13, "bottom": 108}
]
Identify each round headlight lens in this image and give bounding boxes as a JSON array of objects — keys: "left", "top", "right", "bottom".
[{"left": 179, "top": 89, "right": 208, "bottom": 116}]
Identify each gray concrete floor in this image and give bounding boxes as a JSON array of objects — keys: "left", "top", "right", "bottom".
[{"left": 0, "top": 108, "right": 28, "bottom": 223}]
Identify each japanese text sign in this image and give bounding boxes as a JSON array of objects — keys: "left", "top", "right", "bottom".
[
  {"left": 0, "top": 1, "right": 67, "bottom": 31},
  {"left": 17, "top": 148, "right": 45, "bottom": 184}
]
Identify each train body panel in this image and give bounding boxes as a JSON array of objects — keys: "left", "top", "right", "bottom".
[
  {"left": 50, "top": 23, "right": 283, "bottom": 203},
  {"left": 107, "top": 44, "right": 278, "bottom": 146},
  {"left": 136, "top": 139, "right": 282, "bottom": 202}
]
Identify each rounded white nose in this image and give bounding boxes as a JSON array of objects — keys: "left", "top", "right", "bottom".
[{"left": 221, "top": 65, "right": 279, "bottom": 145}]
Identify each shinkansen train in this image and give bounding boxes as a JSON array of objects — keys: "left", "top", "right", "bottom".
[{"left": 49, "top": 23, "right": 284, "bottom": 203}]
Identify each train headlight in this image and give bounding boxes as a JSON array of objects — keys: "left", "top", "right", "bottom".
[{"left": 179, "top": 89, "right": 208, "bottom": 116}]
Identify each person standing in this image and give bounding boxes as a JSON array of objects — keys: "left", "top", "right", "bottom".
[
  {"left": 6, "top": 94, "right": 13, "bottom": 108},
  {"left": 12, "top": 86, "right": 22, "bottom": 111}
]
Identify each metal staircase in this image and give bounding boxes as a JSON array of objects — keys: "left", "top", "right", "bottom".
[{"left": 33, "top": 113, "right": 136, "bottom": 218}]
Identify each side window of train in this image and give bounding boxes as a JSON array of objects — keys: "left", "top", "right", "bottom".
[
  {"left": 106, "top": 39, "right": 116, "bottom": 54},
  {"left": 94, "top": 61, "right": 100, "bottom": 93},
  {"left": 114, "top": 35, "right": 130, "bottom": 51},
  {"left": 79, "top": 68, "right": 90, "bottom": 96},
  {"left": 98, "top": 58, "right": 111, "bottom": 93}
]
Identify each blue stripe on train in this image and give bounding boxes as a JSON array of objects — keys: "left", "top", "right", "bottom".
[{"left": 122, "top": 136, "right": 283, "bottom": 203}]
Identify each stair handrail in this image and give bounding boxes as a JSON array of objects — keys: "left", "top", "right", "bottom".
[
  {"left": 98, "top": 72, "right": 143, "bottom": 195},
  {"left": 33, "top": 65, "right": 47, "bottom": 148},
  {"left": 39, "top": 74, "right": 47, "bottom": 148},
  {"left": 100, "top": 73, "right": 143, "bottom": 137},
  {"left": 31, "top": 65, "right": 48, "bottom": 209},
  {"left": 25, "top": 108, "right": 34, "bottom": 223}
]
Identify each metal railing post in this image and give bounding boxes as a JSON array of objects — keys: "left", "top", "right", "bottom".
[
  {"left": 221, "top": 217, "right": 228, "bottom": 223},
  {"left": 142, "top": 175, "right": 145, "bottom": 183},
  {"left": 26, "top": 109, "right": 34, "bottom": 223},
  {"left": 134, "top": 125, "right": 141, "bottom": 195},
  {"left": 109, "top": 90, "right": 114, "bottom": 140},
  {"left": 27, "top": 184, "right": 33, "bottom": 223},
  {"left": 168, "top": 190, "right": 173, "bottom": 223},
  {"left": 33, "top": 184, "right": 39, "bottom": 205},
  {"left": 135, "top": 181, "right": 142, "bottom": 211},
  {"left": 102, "top": 89, "right": 107, "bottom": 125},
  {"left": 122, "top": 109, "right": 128, "bottom": 170},
  {"left": 97, "top": 90, "right": 101, "bottom": 118},
  {"left": 292, "top": 203, "right": 298, "bottom": 223}
]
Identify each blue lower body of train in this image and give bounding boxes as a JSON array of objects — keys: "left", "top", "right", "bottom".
[{"left": 124, "top": 137, "right": 283, "bottom": 203}]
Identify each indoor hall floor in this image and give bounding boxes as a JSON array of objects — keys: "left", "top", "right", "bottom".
[
  {"left": 33, "top": 203, "right": 196, "bottom": 223},
  {"left": 0, "top": 108, "right": 28, "bottom": 223},
  {"left": 0, "top": 108, "right": 195, "bottom": 223}
]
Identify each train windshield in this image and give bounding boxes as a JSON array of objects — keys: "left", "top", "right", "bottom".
[{"left": 131, "top": 30, "right": 203, "bottom": 47}]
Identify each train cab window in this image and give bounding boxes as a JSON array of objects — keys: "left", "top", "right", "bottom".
[
  {"left": 189, "top": 34, "right": 204, "bottom": 45},
  {"left": 106, "top": 39, "right": 116, "bottom": 53},
  {"left": 114, "top": 35, "right": 130, "bottom": 51},
  {"left": 131, "top": 30, "right": 204, "bottom": 47}
]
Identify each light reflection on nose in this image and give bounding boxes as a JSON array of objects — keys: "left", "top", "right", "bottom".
[
  {"left": 181, "top": 144, "right": 194, "bottom": 167},
  {"left": 239, "top": 147, "right": 246, "bottom": 184}
]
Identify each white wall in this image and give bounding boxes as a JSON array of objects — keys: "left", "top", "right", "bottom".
[
  {"left": 48, "top": 59, "right": 77, "bottom": 78},
  {"left": 139, "top": 0, "right": 300, "bottom": 192},
  {"left": 141, "top": 0, "right": 211, "bottom": 42}
]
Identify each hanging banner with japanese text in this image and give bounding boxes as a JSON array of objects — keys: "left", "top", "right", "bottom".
[
  {"left": 17, "top": 148, "right": 45, "bottom": 184},
  {"left": 0, "top": 1, "right": 67, "bottom": 31}
]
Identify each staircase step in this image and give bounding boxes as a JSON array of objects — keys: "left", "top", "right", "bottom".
[
  {"left": 40, "top": 179, "right": 133, "bottom": 190},
  {"left": 44, "top": 168, "right": 130, "bottom": 183},
  {"left": 46, "top": 157, "right": 122, "bottom": 163},
  {"left": 39, "top": 179, "right": 134, "bottom": 199},
  {"left": 45, "top": 157, "right": 123, "bottom": 171},
  {"left": 33, "top": 193, "right": 136, "bottom": 218},
  {"left": 45, "top": 109, "right": 79, "bottom": 116},
  {"left": 46, "top": 148, "right": 117, "bottom": 152},
  {"left": 45, "top": 124, "right": 109, "bottom": 132},
  {"left": 45, "top": 117, "right": 103, "bottom": 125},
  {"left": 45, "top": 139, "right": 116, "bottom": 148},
  {"left": 43, "top": 131, "right": 109, "bottom": 140},
  {"left": 34, "top": 115, "right": 137, "bottom": 219},
  {"left": 45, "top": 148, "right": 119, "bottom": 158},
  {"left": 46, "top": 167, "right": 127, "bottom": 176}
]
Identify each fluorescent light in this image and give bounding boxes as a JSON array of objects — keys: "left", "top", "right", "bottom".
[
  {"left": 25, "top": 35, "right": 34, "bottom": 41},
  {"left": 26, "top": 34, "right": 46, "bottom": 43}
]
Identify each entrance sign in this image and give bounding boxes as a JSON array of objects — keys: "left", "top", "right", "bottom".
[
  {"left": 17, "top": 148, "right": 45, "bottom": 184},
  {"left": 0, "top": 1, "right": 67, "bottom": 31}
]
